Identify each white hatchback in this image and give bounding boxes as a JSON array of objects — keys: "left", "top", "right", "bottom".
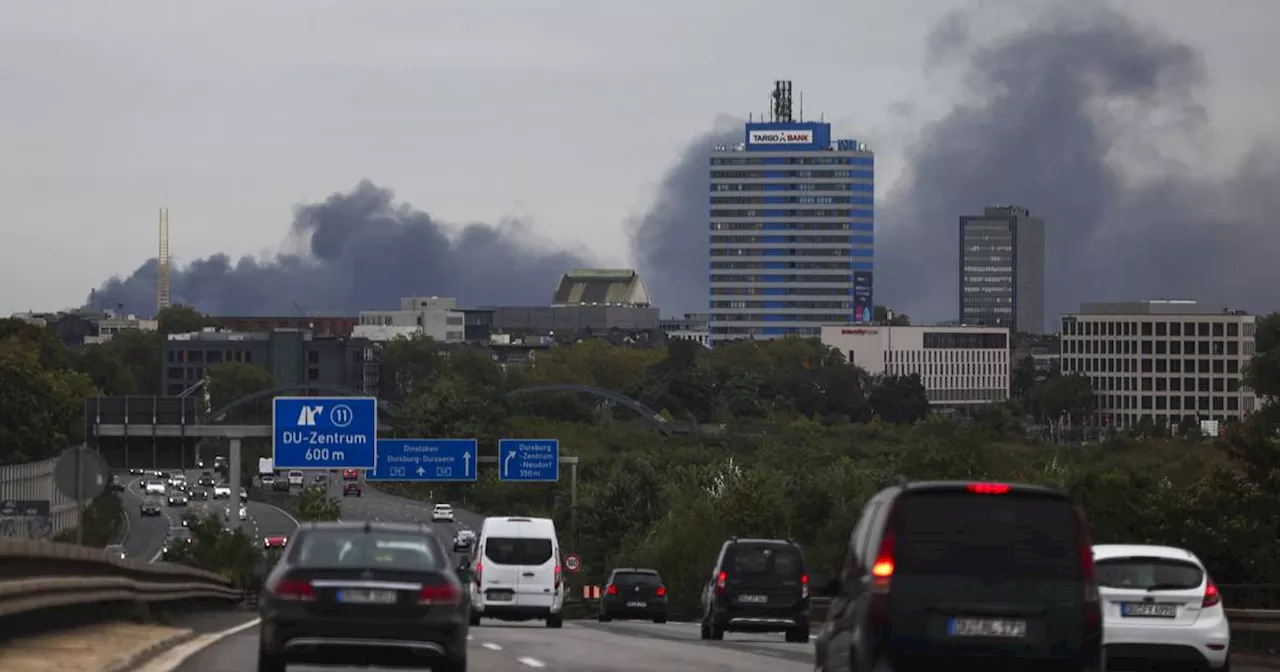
[
  {"left": 431, "top": 503, "right": 455, "bottom": 522},
  {"left": 1094, "top": 544, "right": 1230, "bottom": 670}
]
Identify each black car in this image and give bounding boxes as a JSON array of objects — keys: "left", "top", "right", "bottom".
[
  {"left": 258, "top": 521, "right": 469, "bottom": 672},
  {"left": 599, "top": 568, "right": 668, "bottom": 623},
  {"left": 199, "top": 473, "right": 216, "bottom": 487},
  {"left": 140, "top": 500, "right": 163, "bottom": 517},
  {"left": 167, "top": 492, "right": 189, "bottom": 507},
  {"left": 700, "top": 538, "right": 810, "bottom": 642},
  {"left": 190, "top": 488, "right": 208, "bottom": 501},
  {"left": 812, "top": 480, "right": 1103, "bottom": 672}
]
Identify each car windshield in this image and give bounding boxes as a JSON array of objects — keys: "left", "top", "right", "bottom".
[
  {"left": 613, "top": 571, "right": 661, "bottom": 587},
  {"left": 892, "top": 491, "right": 1082, "bottom": 580},
  {"left": 483, "top": 537, "right": 553, "bottom": 565},
  {"left": 290, "top": 529, "right": 445, "bottom": 570},
  {"left": 729, "top": 545, "right": 803, "bottom": 577},
  {"left": 1095, "top": 556, "right": 1204, "bottom": 590}
]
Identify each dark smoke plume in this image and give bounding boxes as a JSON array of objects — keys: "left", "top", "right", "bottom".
[
  {"left": 632, "top": 4, "right": 1279, "bottom": 326},
  {"left": 90, "top": 181, "right": 591, "bottom": 315}
]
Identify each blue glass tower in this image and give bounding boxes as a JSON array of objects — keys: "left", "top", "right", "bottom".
[{"left": 708, "top": 82, "right": 874, "bottom": 345}]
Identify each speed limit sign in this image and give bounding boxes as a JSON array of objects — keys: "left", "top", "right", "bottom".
[{"left": 564, "top": 553, "right": 581, "bottom": 573}]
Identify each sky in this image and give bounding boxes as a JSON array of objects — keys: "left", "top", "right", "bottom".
[{"left": 1, "top": 0, "right": 1277, "bottom": 327}]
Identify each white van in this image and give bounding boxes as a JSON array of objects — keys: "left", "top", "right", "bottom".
[
  {"left": 469, "top": 516, "right": 564, "bottom": 627},
  {"left": 286, "top": 470, "right": 304, "bottom": 487}
]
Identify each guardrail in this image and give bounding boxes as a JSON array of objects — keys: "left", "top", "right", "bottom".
[{"left": 0, "top": 537, "right": 243, "bottom": 628}]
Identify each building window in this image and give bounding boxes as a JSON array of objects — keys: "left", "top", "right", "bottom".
[
  {"left": 307, "top": 367, "right": 319, "bottom": 381},
  {"left": 1227, "top": 322, "right": 1239, "bottom": 337}
]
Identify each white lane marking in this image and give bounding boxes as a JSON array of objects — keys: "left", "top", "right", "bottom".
[
  {"left": 517, "top": 657, "right": 547, "bottom": 668},
  {"left": 133, "top": 617, "right": 261, "bottom": 672},
  {"left": 481, "top": 642, "right": 502, "bottom": 651}
]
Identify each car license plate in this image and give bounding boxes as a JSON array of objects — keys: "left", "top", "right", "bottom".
[
  {"left": 1122, "top": 602, "right": 1178, "bottom": 618},
  {"left": 738, "top": 594, "right": 768, "bottom": 604},
  {"left": 336, "top": 589, "right": 397, "bottom": 605},
  {"left": 486, "top": 591, "right": 513, "bottom": 602},
  {"left": 947, "top": 617, "right": 1027, "bottom": 637},
  {"left": 626, "top": 601, "right": 647, "bottom": 608}
]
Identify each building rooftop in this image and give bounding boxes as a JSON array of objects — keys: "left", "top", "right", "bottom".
[
  {"left": 1072, "top": 300, "right": 1252, "bottom": 317},
  {"left": 550, "top": 269, "right": 652, "bottom": 307}
]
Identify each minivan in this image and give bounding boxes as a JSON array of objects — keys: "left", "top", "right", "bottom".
[
  {"left": 813, "top": 481, "right": 1103, "bottom": 672},
  {"left": 469, "top": 516, "right": 564, "bottom": 628},
  {"left": 287, "top": 470, "right": 304, "bottom": 487}
]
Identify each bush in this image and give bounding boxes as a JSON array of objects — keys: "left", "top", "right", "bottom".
[{"left": 53, "top": 492, "right": 124, "bottom": 547}]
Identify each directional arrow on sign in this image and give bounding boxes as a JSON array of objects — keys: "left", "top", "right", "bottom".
[
  {"left": 503, "top": 450, "right": 516, "bottom": 476},
  {"left": 463, "top": 452, "right": 472, "bottom": 477},
  {"left": 416, "top": 466, "right": 426, "bottom": 476}
]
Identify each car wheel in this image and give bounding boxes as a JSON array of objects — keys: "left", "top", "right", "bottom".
[
  {"left": 598, "top": 612, "right": 612, "bottom": 622},
  {"left": 546, "top": 613, "right": 563, "bottom": 629},
  {"left": 653, "top": 615, "right": 667, "bottom": 624},
  {"left": 469, "top": 610, "right": 481, "bottom": 627},
  {"left": 256, "top": 649, "right": 285, "bottom": 672},
  {"left": 710, "top": 622, "right": 725, "bottom": 640},
  {"left": 785, "top": 626, "right": 809, "bottom": 643}
]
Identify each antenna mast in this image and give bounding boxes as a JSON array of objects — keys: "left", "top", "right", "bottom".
[
  {"left": 157, "top": 207, "right": 171, "bottom": 313},
  {"left": 771, "top": 80, "right": 793, "bottom": 123}
]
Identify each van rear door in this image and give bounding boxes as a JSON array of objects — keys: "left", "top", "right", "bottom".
[
  {"left": 887, "top": 487, "right": 1089, "bottom": 663},
  {"left": 724, "top": 543, "right": 806, "bottom": 610},
  {"left": 481, "top": 530, "right": 557, "bottom": 608}
]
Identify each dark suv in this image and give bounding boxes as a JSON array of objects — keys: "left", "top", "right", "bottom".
[
  {"left": 813, "top": 480, "right": 1103, "bottom": 672},
  {"left": 598, "top": 568, "right": 668, "bottom": 623},
  {"left": 699, "top": 538, "right": 810, "bottom": 642}
]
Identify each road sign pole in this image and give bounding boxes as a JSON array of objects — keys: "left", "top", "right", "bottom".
[
  {"left": 570, "top": 460, "right": 578, "bottom": 550},
  {"left": 229, "top": 438, "right": 241, "bottom": 532},
  {"left": 74, "top": 446, "right": 83, "bottom": 545}
]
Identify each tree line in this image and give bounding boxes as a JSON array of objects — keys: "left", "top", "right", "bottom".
[{"left": 5, "top": 305, "right": 1280, "bottom": 620}]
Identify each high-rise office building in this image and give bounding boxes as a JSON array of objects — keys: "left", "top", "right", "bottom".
[
  {"left": 959, "top": 206, "right": 1045, "bottom": 334},
  {"left": 708, "top": 81, "right": 874, "bottom": 345}
]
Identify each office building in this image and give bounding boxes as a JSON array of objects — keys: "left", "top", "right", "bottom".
[
  {"left": 820, "top": 324, "right": 1011, "bottom": 407},
  {"left": 355, "top": 296, "right": 465, "bottom": 343},
  {"left": 162, "top": 328, "right": 378, "bottom": 397},
  {"left": 212, "top": 316, "right": 357, "bottom": 338},
  {"left": 959, "top": 206, "right": 1045, "bottom": 333},
  {"left": 1060, "top": 300, "right": 1258, "bottom": 428},
  {"left": 471, "top": 269, "right": 660, "bottom": 340},
  {"left": 660, "top": 313, "right": 711, "bottom": 348},
  {"left": 709, "top": 81, "right": 875, "bottom": 345}
]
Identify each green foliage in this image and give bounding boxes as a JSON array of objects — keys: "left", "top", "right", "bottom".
[
  {"left": 157, "top": 304, "right": 214, "bottom": 337},
  {"left": 298, "top": 486, "right": 341, "bottom": 521},
  {"left": 166, "top": 514, "right": 264, "bottom": 587},
  {"left": 0, "top": 330, "right": 98, "bottom": 464},
  {"left": 52, "top": 492, "right": 125, "bottom": 547}
]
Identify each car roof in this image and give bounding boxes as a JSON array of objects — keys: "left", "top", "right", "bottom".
[
  {"left": 1092, "top": 543, "right": 1202, "bottom": 565},
  {"left": 724, "top": 537, "right": 800, "bottom": 547},
  {"left": 898, "top": 480, "right": 1070, "bottom": 498},
  {"left": 296, "top": 520, "right": 434, "bottom": 534},
  {"left": 610, "top": 567, "right": 659, "bottom": 575}
]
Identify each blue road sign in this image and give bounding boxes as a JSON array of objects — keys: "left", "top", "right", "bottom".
[
  {"left": 497, "top": 439, "right": 559, "bottom": 482},
  {"left": 366, "top": 439, "right": 478, "bottom": 482},
  {"left": 272, "top": 396, "right": 378, "bottom": 470}
]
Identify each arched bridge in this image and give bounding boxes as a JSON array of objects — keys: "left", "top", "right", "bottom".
[
  {"left": 504, "top": 384, "right": 687, "bottom": 435},
  {"left": 209, "top": 384, "right": 401, "bottom": 424}
]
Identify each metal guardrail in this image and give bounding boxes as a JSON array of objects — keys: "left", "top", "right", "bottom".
[{"left": 0, "top": 537, "right": 242, "bottom": 623}]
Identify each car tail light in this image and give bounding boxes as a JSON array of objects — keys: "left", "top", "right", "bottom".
[
  {"left": 715, "top": 571, "right": 727, "bottom": 597},
  {"left": 418, "top": 584, "right": 460, "bottom": 605},
  {"left": 1075, "top": 509, "right": 1101, "bottom": 633},
  {"left": 554, "top": 563, "right": 561, "bottom": 589},
  {"left": 656, "top": 586, "right": 666, "bottom": 597},
  {"left": 801, "top": 573, "right": 810, "bottom": 599},
  {"left": 271, "top": 578, "right": 315, "bottom": 602},
  {"left": 474, "top": 562, "right": 482, "bottom": 585},
  {"left": 607, "top": 584, "right": 617, "bottom": 595},
  {"left": 966, "top": 482, "right": 1010, "bottom": 495},
  {"left": 870, "top": 530, "right": 896, "bottom": 583},
  {"left": 1203, "top": 580, "right": 1221, "bottom": 607}
]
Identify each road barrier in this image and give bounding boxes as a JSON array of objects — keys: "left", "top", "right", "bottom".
[{"left": 0, "top": 537, "right": 242, "bottom": 632}]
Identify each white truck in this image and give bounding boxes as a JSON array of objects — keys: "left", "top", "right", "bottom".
[{"left": 258, "top": 457, "right": 274, "bottom": 477}]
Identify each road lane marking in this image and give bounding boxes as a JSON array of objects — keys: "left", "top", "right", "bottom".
[
  {"left": 133, "top": 618, "right": 261, "bottom": 672},
  {"left": 517, "top": 657, "right": 547, "bottom": 668},
  {"left": 482, "top": 642, "right": 502, "bottom": 651}
]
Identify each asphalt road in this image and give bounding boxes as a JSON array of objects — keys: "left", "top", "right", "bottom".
[{"left": 175, "top": 620, "right": 813, "bottom": 672}]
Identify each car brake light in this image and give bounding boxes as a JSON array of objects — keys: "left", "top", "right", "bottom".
[
  {"left": 1075, "top": 509, "right": 1101, "bottom": 632},
  {"left": 271, "top": 579, "right": 315, "bottom": 601},
  {"left": 1203, "top": 580, "right": 1221, "bottom": 607},
  {"left": 801, "top": 573, "right": 810, "bottom": 599},
  {"left": 554, "top": 563, "right": 561, "bottom": 589},
  {"left": 607, "top": 584, "right": 618, "bottom": 595},
  {"left": 966, "top": 482, "right": 1010, "bottom": 495},
  {"left": 715, "top": 571, "right": 727, "bottom": 596},
  {"left": 656, "top": 586, "right": 666, "bottom": 597},
  {"left": 871, "top": 530, "right": 896, "bottom": 581},
  {"left": 474, "top": 562, "right": 482, "bottom": 585},
  {"left": 418, "top": 584, "right": 460, "bottom": 605}
]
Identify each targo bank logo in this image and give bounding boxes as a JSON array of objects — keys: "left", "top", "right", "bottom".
[{"left": 748, "top": 129, "right": 813, "bottom": 145}]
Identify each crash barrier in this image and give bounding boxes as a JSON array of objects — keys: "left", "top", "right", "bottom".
[{"left": 0, "top": 537, "right": 243, "bottom": 638}]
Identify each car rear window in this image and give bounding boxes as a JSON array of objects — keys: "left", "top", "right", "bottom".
[
  {"left": 1096, "top": 556, "right": 1204, "bottom": 590},
  {"left": 892, "top": 492, "right": 1082, "bottom": 580},
  {"left": 729, "top": 545, "right": 804, "bottom": 577},
  {"left": 291, "top": 529, "right": 444, "bottom": 570},
  {"left": 613, "top": 572, "right": 661, "bottom": 587},
  {"left": 483, "top": 537, "right": 553, "bottom": 565}
]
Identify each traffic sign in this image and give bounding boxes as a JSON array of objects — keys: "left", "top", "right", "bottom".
[
  {"left": 366, "top": 439, "right": 478, "bottom": 482},
  {"left": 272, "top": 396, "right": 378, "bottom": 469},
  {"left": 497, "top": 438, "right": 559, "bottom": 482},
  {"left": 564, "top": 553, "right": 581, "bottom": 573}
]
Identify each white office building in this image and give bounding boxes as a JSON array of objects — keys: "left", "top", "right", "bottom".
[
  {"left": 355, "top": 296, "right": 465, "bottom": 343},
  {"left": 1060, "top": 300, "right": 1258, "bottom": 428},
  {"left": 820, "top": 325, "right": 1011, "bottom": 407}
]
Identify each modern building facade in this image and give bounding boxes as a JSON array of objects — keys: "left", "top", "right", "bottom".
[
  {"left": 709, "top": 82, "right": 874, "bottom": 345},
  {"left": 820, "top": 324, "right": 1012, "bottom": 408},
  {"left": 959, "top": 206, "right": 1045, "bottom": 333},
  {"left": 660, "top": 313, "right": 711, "bottom": 348},
  {"left": 212, "top": 316, "right": 357, "bottom": 338},
  {"left": 1060, "top": 300, "right": 1258, "bottom": 428},
  {"left": 355, "top": 296, "right": 465, "bottom": 343},
  {"left": 162, "top": 328, "right": 378, "bottom": 397}
]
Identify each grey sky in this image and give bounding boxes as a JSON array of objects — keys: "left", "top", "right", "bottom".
[{"left": 1, "top": 0, "right": 1276, "bottom": 321}]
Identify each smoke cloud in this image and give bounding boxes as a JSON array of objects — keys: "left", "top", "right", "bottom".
[{"left": 90, "top": 180, "right": 590, "bottom": 315}]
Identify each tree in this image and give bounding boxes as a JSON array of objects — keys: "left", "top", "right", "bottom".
[
  {"left": 297, "top": 486, "right": 341, "bottom": 521},
  {"left": 1026, "top": 373, "right": 1095, "bottom": 424},
  {"left": 157, "top": 304, "right": 212, "bottom": 336},
  {"left": 1245, "top": 312, "right": 1280, "bottom": 427},
  {"left": 0, "top": 338, "right": 97, "bottom": 464},
  {"left": 73, "top": 343, "right": 136, "bottom": 396},
  {"left": 108, "top": 329, "right": 163, "bottom": 395},
  {"left": 867, "top": 374, "right": 930, "bottom": 424},
  {"left": 377, "top": 335, "right": 446, "bottom": 403},
  {"left": 872, "top": 305, "right": 910, "bottom": 326},
  {"left": 207, "top": 362, "right": 275, "bottom": 418}
]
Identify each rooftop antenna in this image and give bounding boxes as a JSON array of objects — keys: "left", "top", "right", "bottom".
[
  {"left": 771, "top": 80, "right": 793, "bottom": 123},
  {"left": 799, "top": 91, "right": 804, "bottom": 122}
]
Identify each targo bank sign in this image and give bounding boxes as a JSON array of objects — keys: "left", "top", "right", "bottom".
[{"left": 748, "top": 129, "right": 814, "bottom": 145}]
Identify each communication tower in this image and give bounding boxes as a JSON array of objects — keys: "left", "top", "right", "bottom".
[
  {"left": 157, "top": 207, "right": 171, "bottom": 313},
  {"left": 771, "top": 80, "right": 793, "bottom": 123}
]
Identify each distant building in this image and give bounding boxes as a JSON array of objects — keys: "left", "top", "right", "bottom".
[
  {"left": 959, "top": 206, "right": 1046, "bottom": 333},
  {"left": 212, "top": 316, "right": 357, "bottom": 338},
  {"left": 1060, "top": 300, "right": 1258, "bottom": 428},
  {"left": 10, "top": 309, "right": 157, "bottom": 347},
  {"left": 660, "top": 313, "right": 710, "bottom": 348},
  {"left": 821, "top": 324, "right": 1012, "bottom": 408},
  {"left": 163, "top": 328, "right": 378, "bottom": 397},
  {"left": 355, "top": 297, "right": 464, "bottom": 343},
  {"left": 551, "top": 269, "right": 652, "bottom": 307},
  {"left": 474, "top": 269, "right": 661, "bottom": 339}
]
